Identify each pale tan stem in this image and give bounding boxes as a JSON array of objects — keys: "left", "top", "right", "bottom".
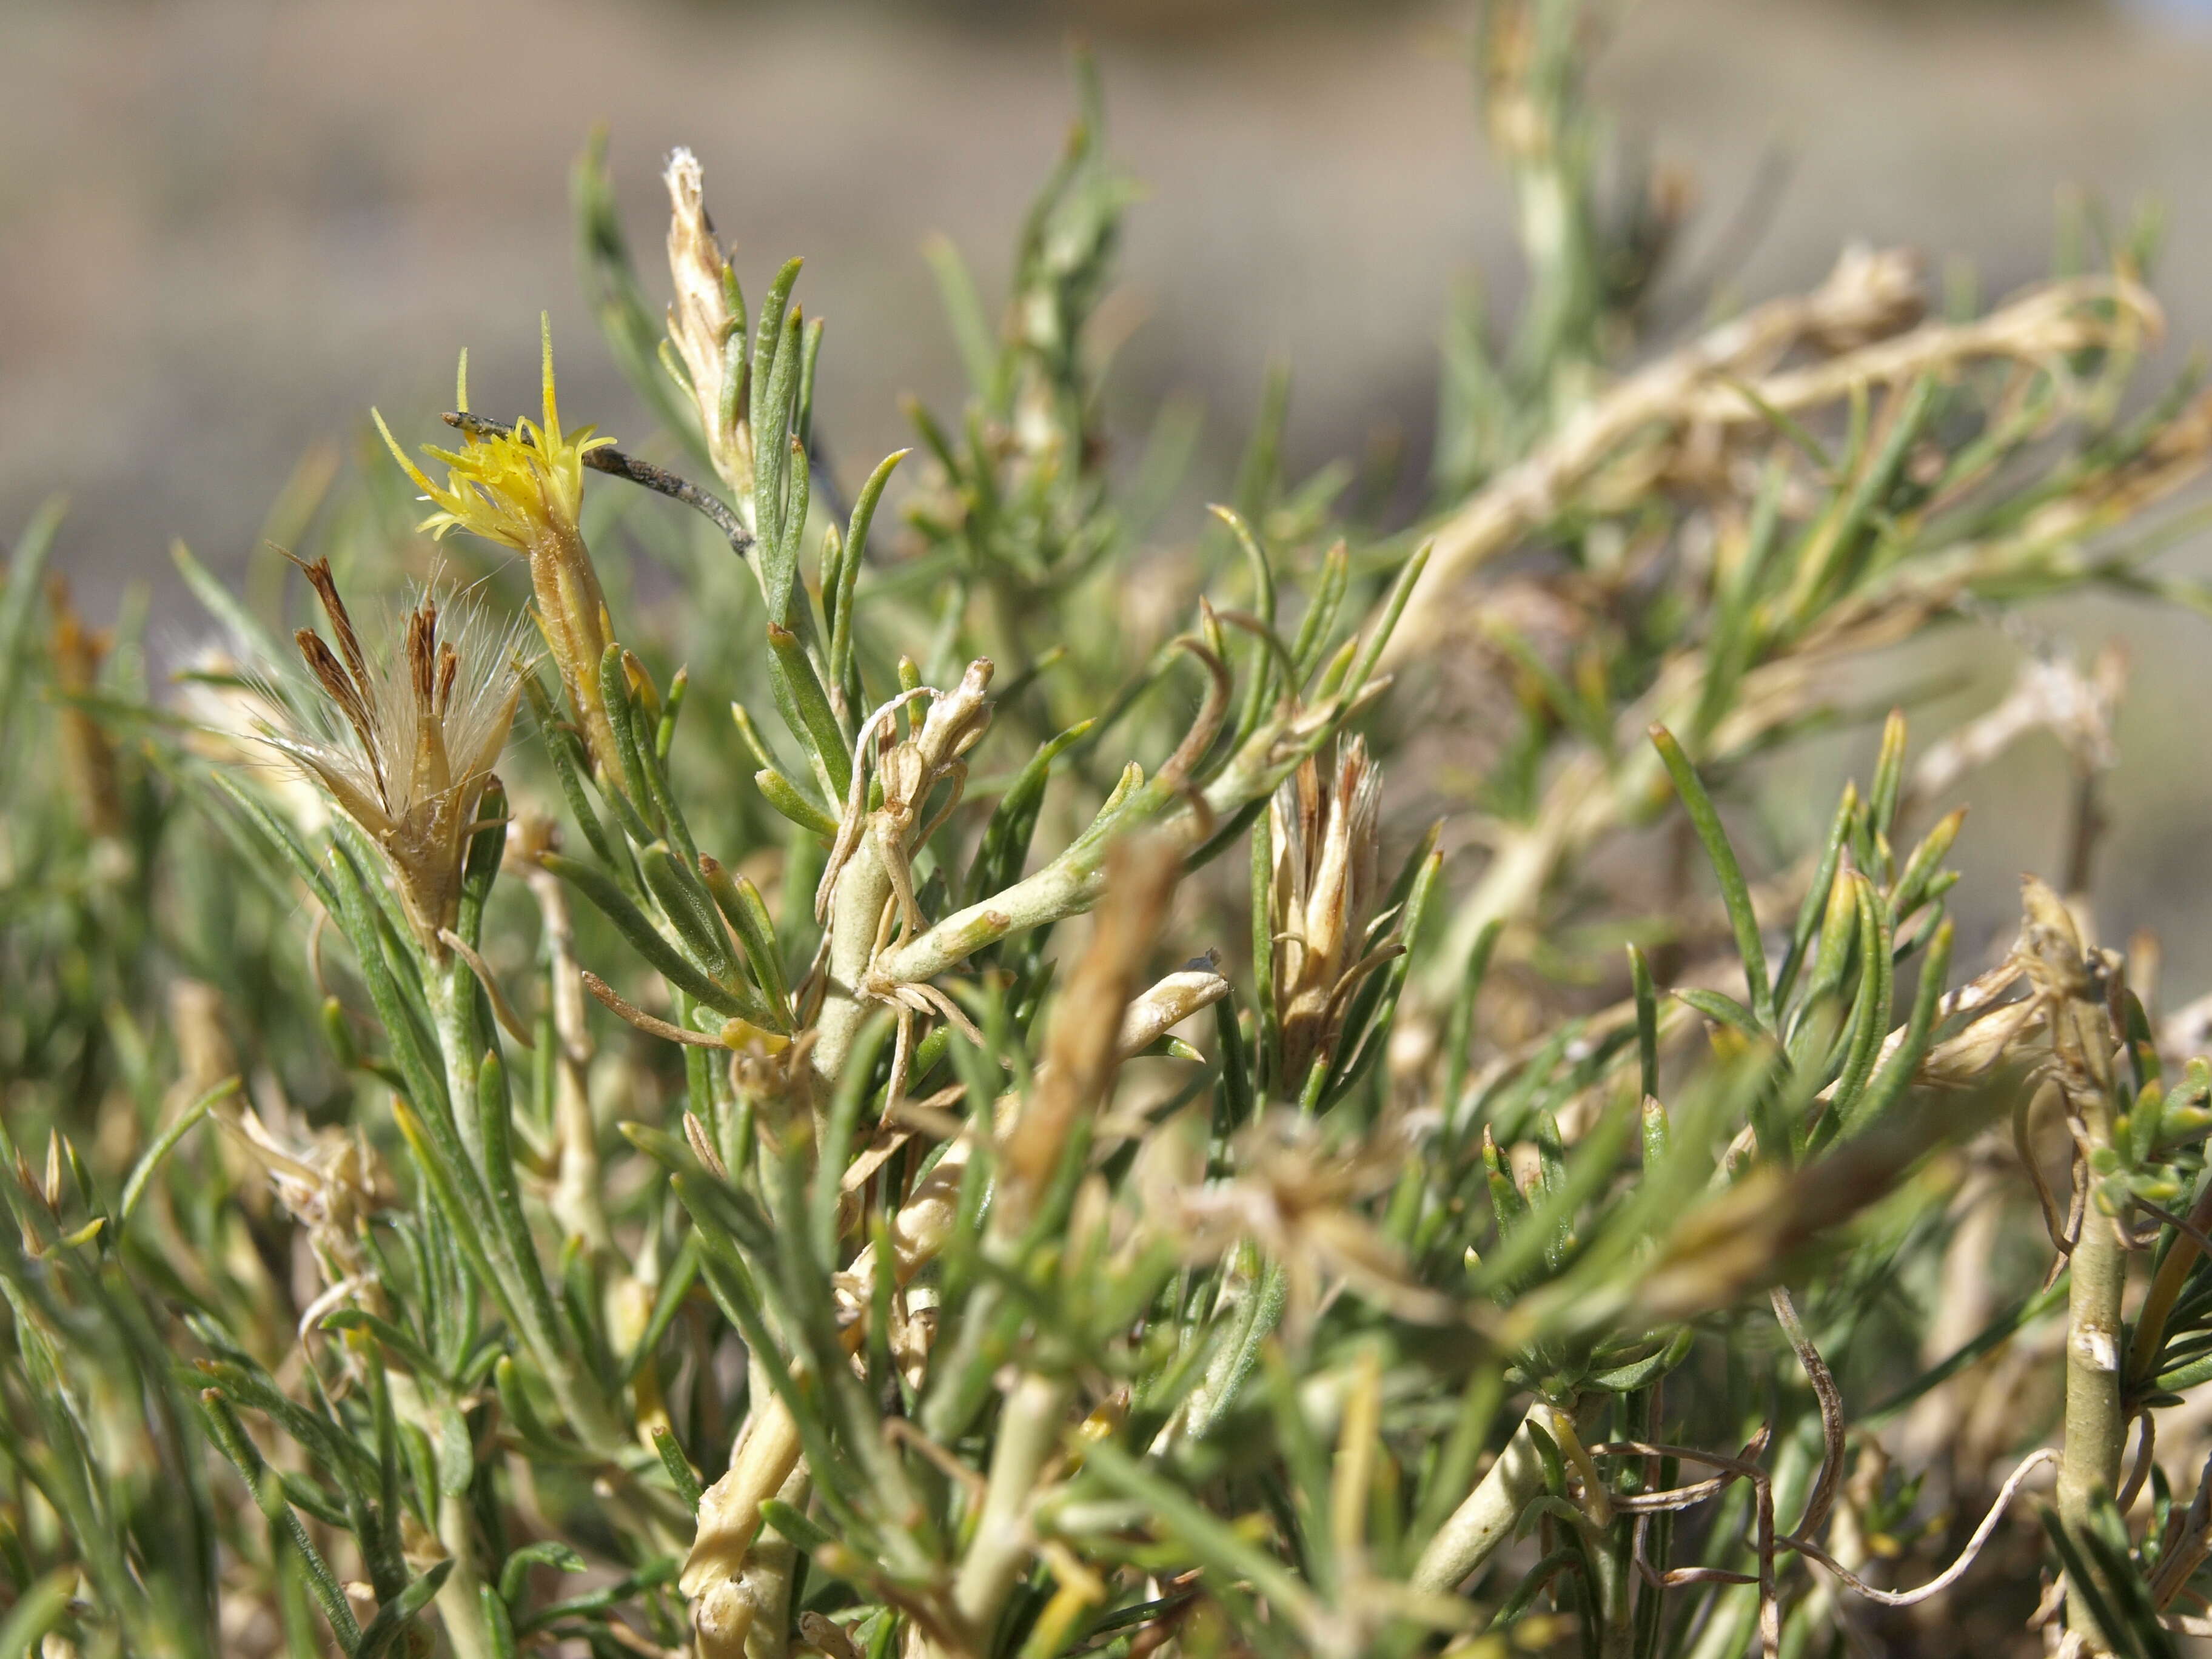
[
  {"left": 1412, "top": 1400, "right": 1580, "bottom": 1594},
  {"left": 434, "top": 1488, "right": 496, "bottom": 1659},
  {"left": 523, "top": 851, "right": 610, "bottom": 1252},
  {"left": 685, "top": 1403, "right": 805, "bottom": 1659},
  {"left": 682, "top": 1143, "right": 973, "bottom": 1645},
  {"left": 737, "top": 1464, "right": 810, "bottom": 1659},
  {"left": 2020, "top": 877, "right": 2126, "bottom": 1651},
  {"left": 812, "top": 837, "right": 891, "bottom": 1095},
  {"left": 945, "top": 1372, "right": 1072, "bottom": 1649},
  {"left": 692, "top": 848, "right": 1187, "bottom": 1651}
]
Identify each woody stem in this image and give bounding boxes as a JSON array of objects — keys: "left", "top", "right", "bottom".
[{"left": 813, "top": 837, "right": 891, "bottom": 1099}]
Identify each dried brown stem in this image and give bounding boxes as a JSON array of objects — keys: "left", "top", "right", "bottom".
[
  {"left": 1771, "top": 1287, "right": 1845, "bottom": 1541},
  {"left": 581, "top": 970, "right": 731, "bottom": 1049},
  {"left": 437, "top": 929, "right": 536, "bottom": 1050}
]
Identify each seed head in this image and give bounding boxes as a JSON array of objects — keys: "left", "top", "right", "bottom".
[
  {"left": 229, "top": 1102, "right": 392, "bottom": 1328},
  {"left": 1141, "top": 1109, "right": 1453, "bottom": 1342},
  {"left": 258, "top": 558, "right": 527, "bottom": 951},
  {"left": 1270, "top": 737, "right": 1389, "bottom": 1090}
]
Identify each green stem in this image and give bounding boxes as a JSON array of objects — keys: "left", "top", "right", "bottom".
[
  {"left": 2060, "top": 1178, "right": 2126, "bottom": 1647},
  {"left": 428, "top": 964, "right": 628, "bottom": 1461}
]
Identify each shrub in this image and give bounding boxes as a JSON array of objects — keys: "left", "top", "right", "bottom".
[{"left": 7, "top": 8, "right": 2212, "bottom": 1658}]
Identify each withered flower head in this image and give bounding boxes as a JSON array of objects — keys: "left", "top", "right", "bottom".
[
  {"left": 1139, "top": 1108, "right": 1453, "bottom": 1341},
  {"left": 374, "top": 318, "right": 622, "bottom": 774},
  {"left": 259, "top": 558, "right": 527, "bottom": 951},
  {"left": 47, "top": 576, "right": 126, "bottom": 841},
  {"left": 229, "top": 1103, "right": 393, "bottom": 1329},
  {"left": 1270, "top": 736, "right": 1390, "bottom": 1090},
  {"left": 665, "top": 147, "right": 751, "bottom": 498}
]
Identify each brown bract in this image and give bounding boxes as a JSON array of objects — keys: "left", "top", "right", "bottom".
[
  {"left": 1270, "top": 737, "right": 1393, "bottom": 1090},
  {"left": 264, "top": 557, "right": 526, "bottom": 953},
  {"left": 47, "top": 577, "right": 126, "bottom": 840}
]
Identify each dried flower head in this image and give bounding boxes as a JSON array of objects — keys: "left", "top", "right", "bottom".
[
  {"left": 1141, "top": 1108, "right": 1453, "bottom": 1341},
  {"left": 375, "top": 318, "right": 622, "bottom": 774},
  {"left": 47, "top": 576, "right": 126, "bottom": 841},
  {"left": 177, "top": 640, "right": 335, "bottom": 841},
  {"left": 665, "top": 147, "right": 751, "bottom": 498},
  {"left": 258, "top": 557, "right": 527, "bottom": 951},
  {"left": 1270, "top": 736, "right": 1393, "bottom": 1090},
  {"left": 227, "top": 1102, "right": 393, "bottom": 1332}
]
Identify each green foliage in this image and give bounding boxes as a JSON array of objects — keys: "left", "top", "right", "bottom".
[{"left": 10, "top": 9, "right": 2212, "bottom": 1659}]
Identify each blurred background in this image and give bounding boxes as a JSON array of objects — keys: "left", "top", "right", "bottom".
[{"left": 7, "top": 0, "right": 2212, "bottom": 981}]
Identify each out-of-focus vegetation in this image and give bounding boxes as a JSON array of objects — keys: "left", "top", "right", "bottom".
[{"left": 8, "top": 4, "right": 2212, "bottom": 1657}]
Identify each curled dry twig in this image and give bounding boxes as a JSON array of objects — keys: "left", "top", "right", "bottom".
[
  {"left": 1384, "top": 253, "right": 2159, "bottom": 665},
  {"left": 1771, "top": 1288, "right": 1845, "bottom": 1540},
  {"left": 1592, "top": 1436, "right": 2059, "bottom": 1635}
]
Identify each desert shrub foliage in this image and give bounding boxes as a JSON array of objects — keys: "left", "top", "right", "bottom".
[{"left": 10, "top": 9, "right": 2212, "bottom": 1659}]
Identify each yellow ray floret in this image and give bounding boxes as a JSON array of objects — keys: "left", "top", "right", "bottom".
[
  {"left": 374, "top": 315, "right": 613, "bottom": 554},
  {"left": 372, "top": 316, "right": 622, "bottom": 775}
]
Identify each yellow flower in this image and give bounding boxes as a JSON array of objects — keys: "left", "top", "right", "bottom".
[{"left": 375, "top": 317, "right": 623, "bottom": 776}]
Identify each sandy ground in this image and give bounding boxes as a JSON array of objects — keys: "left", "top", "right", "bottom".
[{"left": 7, "top": 0, "right": 2212, "bottom": 977}]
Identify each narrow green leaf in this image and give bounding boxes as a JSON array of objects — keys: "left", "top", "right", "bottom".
[
  {"left": 1674, "top": 988, "right": 1762, "bottom": 1042},
  {"left": 640, "top": 840, "right": 739, "bottom": 987},
  {"left": 481, "top": 1587, "right": 518, "bottom": 1659},
  {"left": 120, "top": 1076, "right": 240, "bottom": 1224},
  {"left": 653, "top": 1427, "right": 704, "bottom": 1512},
  {"left": 699, "top": 858, "right": 793, "bottom": 1028},
  {"left": 811, "top": 1011, "right": 893, "bottom": 1270},
  {"left": 1442, "top": 919, "right": 1504, "bottom": 1142},
  {"left": 0, "top": 1570, "right": 76, "bottom": 1659},
  {"left": 766, "top": 622, "right": 853, "bottom": 800},
  {"left": 754, "top": 763, "right": 840, "bottom": 840},
  {"left": 1649, "top": 725, "right": 1773, "bottom": 1030},
  {"left": 1839, "top": 917, "right": 1952, "bottom": 1139},
  {"left": 759, "top": 1497, "right": 836, "bottom": 1553},
  {"left": 355, "top": 1562, "right": 454, "bottom": 1659},
  {"left": 499, "top": 1541, "right": 588, "bottom": 1612},
  {"left": 539, "top": 853, "right": 757, "bottom": 1021},
  {"left": 1868, "top": 709, "right": 1909, "bottom": 843},
  {"left": 1775, "top": 783, "right": 1857, "bottom": 1011},
  {"left": 968, "top": 719, "right": 1092, "bottom": 904},
  {"left": 922, "top": 234, "right": 998, "bottom": 396},
  {"left": 1290, "top": 542, "right": 1349, "bottom": 685},
  {"left": 1346, "top": 540, "right": 1431, "bottom": 700},
  {"left": 1627, "top": 945, "right": 1658, "bottom": 1104}
]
